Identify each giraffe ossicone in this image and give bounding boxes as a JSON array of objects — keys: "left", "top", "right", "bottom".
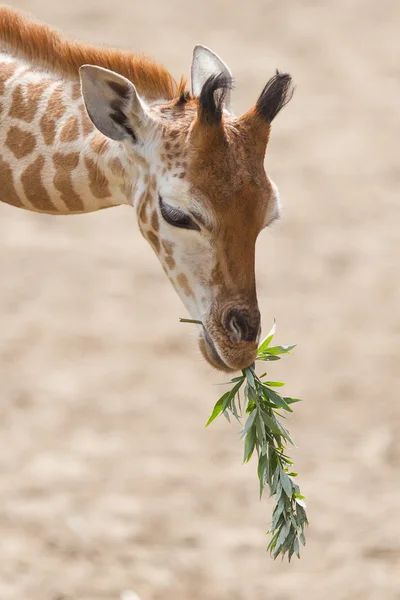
[{"left": 0, "top": 7, "right": 294, "bottom": 372}]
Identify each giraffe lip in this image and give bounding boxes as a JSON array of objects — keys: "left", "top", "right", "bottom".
[{"left": 202, "top": 327, "right": 230, "bottom": 370}]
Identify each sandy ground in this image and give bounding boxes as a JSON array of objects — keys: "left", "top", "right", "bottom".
[{"left": 1, "top": 0, "right": 400, "bottom": 599}]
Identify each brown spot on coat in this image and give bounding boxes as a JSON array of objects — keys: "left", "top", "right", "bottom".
[
  {"left": 0, "top": 154, "right": 24, "bottom": 208},
  {"left": 71, "top": 82, "right": 81, "bottom": 100},
  {"left": 79, "top": 104, "right": 94, "bottom": 136},
  {"left": 138, "top": 191, "right": 149, "bottom": 224},
  {"left": 21, "top": 155, "right": 57, "bottom": 212},
  {"left": 60, "top": 116, "right": 80, "bottom": 142},
  {"left": 48, "top": 84, "right": 66, "bottom": 118},
  {"left": 165, "top": 256, "right": 175, "bottom": 270},
  {"left": 5, "top": 126, "right": 36, "bottom": 158},
  {"left": 149, "top": 175, "right": 157, "bottom": 192},
  {"left": 0, "top": 62, "right": 17, "bottom": 95},
  {"left": 90, "top": 133, "right": 110, "bottom": 155},
  {"left": 9, "top": 81, "right": 49, "bottom": 122},
  {"left": 147, "top": 231, "right": 160, "bottom": 254},
  {"left": 177, "top": 273, "right": 193, "bottom": 297},
  {"left": 84, "top": 156, "right": 111, "bottom": 199},
  {"left": 39, "top": 84, "right": 66, "bottom": 145},
  {"left": 40, "top": 112, "right": 56, "bottom": 145},
  {"left": 53, "top": 152, "right": 84, "bottom": 212},
  {"left": 109, "top": 157, "right": 124, "bottom": 177},
  {"left": 162, "top": 240, "right": 175, "bottom": 255},
  {"left": 151, "top": 210, "right": 159, "bottom": 232}
]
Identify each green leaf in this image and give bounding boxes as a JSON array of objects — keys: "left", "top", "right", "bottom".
[
  {"left": 293, "top": 537, "right": 300, "bottom": 559},
  {"left": 276, "top": 521, "right": 291, "bottom": 549},
  {"left": 229, "top": 379, "right": 245, "bottom": 400},
  {"left": 295, "top": 497, "right": 307, "bottom": 509},
  {"left": 255, "top": 413, "right": 265, "bottom": 442},
  {"left": 280, "top": 470, "right": 293, "bottom": 499},
  {"left": 256, "top": 354, "right": 281, "bottom": 362},
  {"left": 222, "top": 410, "right": 231, "bottom": 423},
  {"left": 244, "top": 367, "right": 255, "bottom": 388},
  {"left": 231, "top": 376, "right": 245, "bottom": 383},
  {"left": 296, "top": 504, "right": 309, "bottom": 525},
  {"left": 283, "top": 397, "right": 302, "bottom": 405},
  {"left": 243, "top": 427, "right": 256, "bottom": 463},
  {"left": 265, "top": 381, "right": 285, "bottom": 387},
  {"left": 242, "top": 409, "right": 257, "bottom": 436},
  {"left": 205, "top": 392, "right": 230, "bottom": 426},
  {"left": 260, "top": 410, "right": 283, "bottom": 436},
  {"left": 270, "top": 501, "right": 285, "bottom": 531},
  {"left": 257, "top": 319, "right": 276, "bottom": 354},
  {"left": 262, "top": 344, "right": 296, "bottom": 356},
  {"left": 262, "top": 386, "right": 293, "bottom": 413}
]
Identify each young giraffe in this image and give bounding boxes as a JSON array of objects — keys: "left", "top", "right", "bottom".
[{"left": 0, "top": 7, "right": 294, "bottom": 372}]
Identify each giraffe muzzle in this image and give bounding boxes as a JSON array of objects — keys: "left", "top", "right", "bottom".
[{"left": 199, "top": 308, "right": 260, "bottom": 373}]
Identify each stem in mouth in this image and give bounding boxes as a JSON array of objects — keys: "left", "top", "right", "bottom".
[{"left": 179, "top": 318, "right": 203, "bottom": 325}]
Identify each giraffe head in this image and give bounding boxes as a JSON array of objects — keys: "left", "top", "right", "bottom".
[{"left": 79, "top": 47, "right": 294, "bottom": 372}]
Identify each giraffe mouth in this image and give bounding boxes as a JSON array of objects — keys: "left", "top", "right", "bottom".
[{"left": 201, "top": 327, "right": 232, "bottom": 371}]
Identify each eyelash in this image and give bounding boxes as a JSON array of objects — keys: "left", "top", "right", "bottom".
[{"left": 159, "top": 195, "right": 200, "bottom": 231}]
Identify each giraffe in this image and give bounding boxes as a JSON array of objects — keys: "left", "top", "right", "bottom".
[{"left": 0, "top": 7, "right": 294, "bottom": 372}]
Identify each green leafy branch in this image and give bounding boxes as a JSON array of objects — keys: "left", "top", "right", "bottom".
[{"left": 206, "top": 320, "right": 308, "bottom": 561}]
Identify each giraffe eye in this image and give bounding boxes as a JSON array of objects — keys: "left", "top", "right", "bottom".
[{"left": 159, "top": 195, "right": 200, "bottom": 231}]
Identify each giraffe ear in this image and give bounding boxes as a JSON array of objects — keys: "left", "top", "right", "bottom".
[
  {"left": 191, "top": 45, "right": 232, "bottom": 113},
  {"left": 79, "top": 65, "right": 153, "bottom": 143}
]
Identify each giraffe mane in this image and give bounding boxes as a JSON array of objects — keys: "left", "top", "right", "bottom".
[{"left": 0, "top": 6, "right": 187, "bottom": 101}]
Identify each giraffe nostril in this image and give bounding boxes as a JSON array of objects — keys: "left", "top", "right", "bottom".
[
  {"left": 230, "top": 314, "right": 243, "bottom": 342},
  {"left": 225, "top": 308, "right": 261, "bottom": 343}
]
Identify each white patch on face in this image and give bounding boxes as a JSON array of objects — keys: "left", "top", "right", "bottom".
[
  {"left": 154, "top": 177, "right": 215, "bottom": 320},
  {"left": 265, "top": 178, "right": 282, "bottom": 226}
]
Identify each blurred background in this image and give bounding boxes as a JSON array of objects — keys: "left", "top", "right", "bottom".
[{"left": 1, "top": 0, "right": 399, "bottom": 598}]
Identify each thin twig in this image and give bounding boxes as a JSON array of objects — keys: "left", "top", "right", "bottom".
[{"left": 179, "top": 318, "right": 203, "bottom": 325}]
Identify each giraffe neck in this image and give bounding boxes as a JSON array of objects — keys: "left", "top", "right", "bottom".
[{"left": 0, "top": 54, "right": 139, "bottom": 215}]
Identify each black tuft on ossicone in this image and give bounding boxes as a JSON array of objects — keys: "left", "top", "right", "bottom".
[
  {"left": 198, "top": 72, "right": 233, "bottom": 126},
  {"left": 255, "top": 72, "right": 294, "bottom": 123}
]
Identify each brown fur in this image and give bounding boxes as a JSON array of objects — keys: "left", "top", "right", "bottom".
[
  {"left": 0, "top": 154, "right": 23, "bottom": 207},
  {"left": 8, "top": 81, "right": 49, "bottom": 122},
  {"left": 0, "top": 60, "right": 16, "bottom": 95},
  {"left": 137, "top": 191, "right": 149, "bottom": 224},
  {"left": 165, "top": 256, "right": 176, "bottom": 270},
  {"left": 162, "top": 240, "right": 174, "bottom": 255},
  {"left": 84, "top": 157, "right": 111, "bottom": 200},
  {"left": 78, "top": 104, "right": 94, "bottom": 136},
  {"left": 151, "top": 210, "right": 159, "bottom": 232},
  {"left": 176, "top": 273, "right": 193, "bottom": 297},
  {"left": 21, "top": 155, "right": 57, "bottom": 212},
  {"left": 47, "top": 84, "right": 66, "bottom": 118},
  {"left": 0, "top": 7, "right": 186, "bottom": 100},
  {"left": 39, "top": 111, "right": 56, "bottom": 146},
  {"left": 187, "top": 120, "right": 270, "bottom": 298},
  {"left": 108, "top": 156, "right": 124, "bottom": 177},
  {"left": 71, "top": 82, "right": 81, "bottom": 100},
  {"left": 147, "top": 231, "right": 160, "bottom": 254},
  {"left": 53, "top": 152, "right": 84, "bottom": 212},
  {"left": 39, "top": 85, "right": 66, "bottom": 145},
  {"left": 5, "top": 125, "right": 36, "bottom": 158},
  {"left": 90, "top": 134, "right": 110, "bottom": 155},
  {"left": 60, "top": 115, "right": 80, "bottom": 142}
]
